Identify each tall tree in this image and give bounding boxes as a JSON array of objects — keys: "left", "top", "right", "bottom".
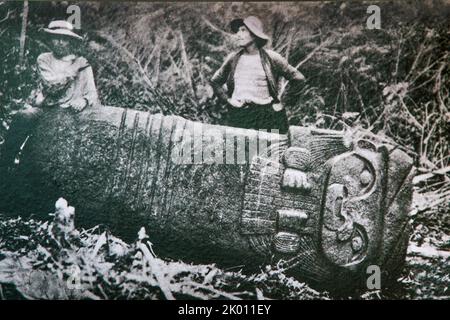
[{"left": 19, "top": 0, "right": 29, "bottom": 66}]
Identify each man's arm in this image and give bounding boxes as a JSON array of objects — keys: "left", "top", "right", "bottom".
[
  {"left": 26, "top": 53, "right": 53, "bottom": 107},
  {"left": 79, "top": 65, "right": 100, "bottom": 108},
  {"left": 69, "top": 58, "right": 100, "bottom": 111},
  {"left": 270, "top": 51, "right": 305, "bottom": 82},
  {"left": 210, "top": 53, "right": 235, "bottom": 102}
]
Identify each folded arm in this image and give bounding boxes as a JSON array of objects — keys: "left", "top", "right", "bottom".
[
  {"left": 271, "top": 51, "right": 305, "bottom": 82},
  {"left": 210, "top": 53, "right": 235, "bottom": 102},
  {"left": 79, "top": 65, "right": 100, "bottom": 108}
]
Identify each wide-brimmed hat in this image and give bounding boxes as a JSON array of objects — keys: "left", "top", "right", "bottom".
[
  {"left": 230, "top": 16, "right": 270, "bottom": 42},
  {"left": 43, "top": 20, "right": 83, "bottom": 40}
]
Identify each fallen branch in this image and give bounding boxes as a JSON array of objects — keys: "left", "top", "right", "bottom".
[
  {"left": 138, "top": 242, "right": 175, "bottom": 300},
  {"left": 0, "top": 9, "right": 11, "bottom": 23},
  {"left": 202, "top": 17, "right": 231, "bottom": 37},
  {"left": 96, "top": 31, "right": 154, "bottom": 89},
  {"left": 413, "top": 166, "right": 450, "bottom": 185},
  {"left": 279, "top": 36, "right": 334, "bottom": 97},
  {"left": 408, "top": 243, "right": 450, "bottom": 260}
]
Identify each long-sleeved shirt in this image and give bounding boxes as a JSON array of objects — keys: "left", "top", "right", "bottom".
[
  {"left": 211, "top": 48, "right": 305, "bottom": 110},
  {"left": 31, "top": 52, "right": 100, "bottom": 109},
  {"left": 231, "top": 53, "right": 273, "bottom": 105}
]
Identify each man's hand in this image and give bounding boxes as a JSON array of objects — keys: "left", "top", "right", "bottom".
[
  {"left": 70, "top": 97, "right": 88, "bottom": 112},
  {"left": 227, "top": 98, "right": 244, "bottom": 108}
]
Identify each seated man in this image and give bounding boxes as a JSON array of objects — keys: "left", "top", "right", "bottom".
[
  {"left": 1, "top": 20, "right": 100, "bottom": 168},
  {"left": 210, "top": 16, "right": 305, "bottom": 134}
]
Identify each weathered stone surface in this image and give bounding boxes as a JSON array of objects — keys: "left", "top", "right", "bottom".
[
  {"left": 277, "top": 209, "right": 308, "bottom": 233},
  {"left": 273, "top": 232, "right": 301, "bottom": 254},
  {"left": 0, "top": 106, "right": 415, "bottom": 290},
  {"left": 283, "top": 147, "right": 311, "bottom": 171},
  {"left": 282, "top": 168, "right": 311, "bottom": 190}
]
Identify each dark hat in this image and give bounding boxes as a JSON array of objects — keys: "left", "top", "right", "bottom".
[{"left": 230, "top": 16, "right": 270, "bottom": 43}]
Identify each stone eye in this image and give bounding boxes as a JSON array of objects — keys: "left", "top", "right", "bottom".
[
  {"left": 351, "top": 236, "right": 364, "bottom": 252},
  {"left": 360, "top": 169, "right": 372, "bottom": 186}
]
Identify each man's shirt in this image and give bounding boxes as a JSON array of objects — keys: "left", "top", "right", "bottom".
[
  {"left": 231, "top": 54, "right": 273, "bottom": 105},
  {"left": 211, "top": 48, "right": 305, "bottom": 110},
  {"left": 33, "top": 52, "right": 99, "bottom": 109}
]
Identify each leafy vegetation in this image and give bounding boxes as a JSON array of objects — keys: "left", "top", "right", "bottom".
[
  {"left": 0, "top": 197, "right": 448, "bottom": 300},
  {"left": 0, "top": 200, "right": 329, "bottom": 300}
]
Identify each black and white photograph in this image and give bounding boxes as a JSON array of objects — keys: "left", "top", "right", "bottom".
[{"left": 0, "top": 1, "right": 449, "bottom": 302}]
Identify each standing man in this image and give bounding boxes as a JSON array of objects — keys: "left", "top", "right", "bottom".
[
  {"left": 1, "top": 20, "right": 100, "bottom": 168},
  {"left": 210, "top": 16, "right": 305, "bottom": 134}
]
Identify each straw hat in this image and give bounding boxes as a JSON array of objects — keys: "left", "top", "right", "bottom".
[
  {"left": 43, "top": 20, "right": 82, "bottom": 40},
  {"left": 230, "top": 16, "right": 269, "bottom": 42}
]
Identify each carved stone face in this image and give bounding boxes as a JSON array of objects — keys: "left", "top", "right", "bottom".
[{"left": 320, "top": 142, "right": 384, "bottom": 268}]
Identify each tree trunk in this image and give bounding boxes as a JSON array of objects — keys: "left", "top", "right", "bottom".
[{"left": 18, "top": 0, "right": 29, "bottom": 66}]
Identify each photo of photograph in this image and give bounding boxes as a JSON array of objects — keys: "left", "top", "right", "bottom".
[{"left": 0, "top": 1, "right": 448, "bottom": 303}]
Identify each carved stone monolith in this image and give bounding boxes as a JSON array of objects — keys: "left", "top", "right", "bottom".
[{"left": 0, "top": 106, "right": 415, "bottom": 290}]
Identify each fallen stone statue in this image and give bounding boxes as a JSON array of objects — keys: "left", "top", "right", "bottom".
[{"left": 0, "top": 106, "right": 415, "bottom": 291}]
